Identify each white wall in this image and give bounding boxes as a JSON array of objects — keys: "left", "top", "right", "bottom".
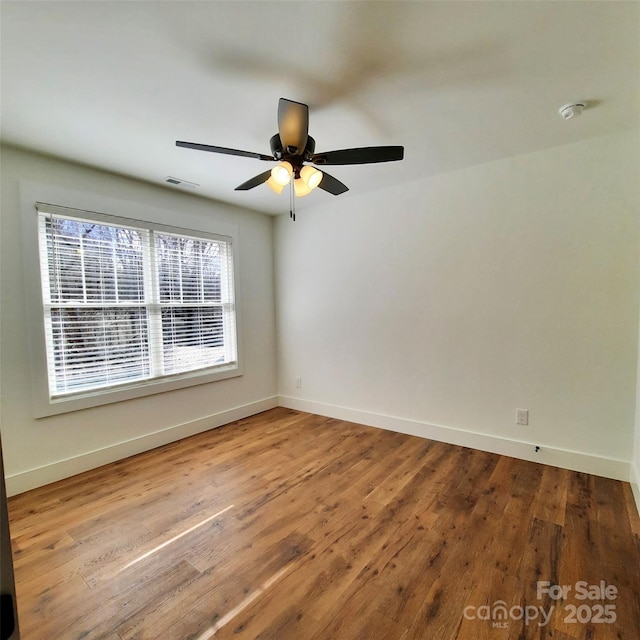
[
  {"left": 0, "top": 145, "right": 277, "bottom": 495},
  {"left": 276, "top": 130, "right": 640, "bottom": 480}
]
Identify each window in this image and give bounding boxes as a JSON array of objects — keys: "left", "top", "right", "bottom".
[{"left": 36, "top": 204, "right": 238, "bottom": 401}]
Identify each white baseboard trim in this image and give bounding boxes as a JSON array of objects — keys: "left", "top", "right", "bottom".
[
  {"left": 630, "top": 462, "right": 640, "bottom": 518},
  {"left": 278, "top": 396, "right": 630, "bottom": 482},
  {"left": 5, "top": 396, "right": 278, "bottom": 496}
]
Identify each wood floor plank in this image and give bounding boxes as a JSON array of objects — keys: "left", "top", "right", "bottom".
[
  {"left": 518, "top": 517, "right": 562, "bottom": 598},
  {"left": 7, "top": 407, "right": 640, "bottom": 640},
  {"left": 532, "top": 465, "right": 569, "bottom": 526},
  {"left": 592, "top": 476, "right": 640, "bottom": 593},
  {"left": 622, "top": 483, "right": 640, "bottom": 537}
]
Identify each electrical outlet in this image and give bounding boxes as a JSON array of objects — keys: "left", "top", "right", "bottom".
[
  {"left": 295, "top": 377, "right": 302, "bottom": 389},
  {"left": 516, "top": 409, "right": 529, "bottom": 426}
]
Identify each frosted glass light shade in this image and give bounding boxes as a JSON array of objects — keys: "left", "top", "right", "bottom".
[
  {"left": 300, "top": 165, "right": 323, "bottom": 189},
  {"left": 266, "top": 176, "right": 285, "bottom": 194},
  {"left": 294, "top": 178, "right": 312, "bottom": 197},
  {"left": 271, "top": 161, "right": 293, "bottom": 186}
]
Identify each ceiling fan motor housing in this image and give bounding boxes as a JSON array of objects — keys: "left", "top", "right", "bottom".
[{"left": 270, "top": 133, "right": 316, "bottom": 164}]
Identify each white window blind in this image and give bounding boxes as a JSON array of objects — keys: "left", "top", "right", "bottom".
[{"left": 37, "top": 204, "right": 237, "bottom": 399}]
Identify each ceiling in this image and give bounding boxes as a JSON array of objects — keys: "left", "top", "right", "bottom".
[{"left": 1, "top": 1, "right": 638, "bottom": 216}]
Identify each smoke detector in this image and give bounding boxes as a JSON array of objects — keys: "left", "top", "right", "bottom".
[{"left": 558, "top": 102, "right": 586, "bottom": 120}]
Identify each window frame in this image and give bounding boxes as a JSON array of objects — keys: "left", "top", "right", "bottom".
[{"left": 20, "top": 181, "right": 243, "bottom": 418}]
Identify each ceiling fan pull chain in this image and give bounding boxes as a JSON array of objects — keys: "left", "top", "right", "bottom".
[{"left": 289, "top": 179, "right": 296, "bottom": 222}]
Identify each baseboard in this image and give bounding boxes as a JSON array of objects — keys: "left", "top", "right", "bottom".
[
  {"left": 5, "top": 396, "right": 278, "bottom": 496},
  {"left": 278, "top": 396, "right": 630, "bottom": 482},
  {"left": 630, "top": 462, "right": 640, "bottom": 518},
  {"left": 9, "top": 394, "right": 634, "bottom": 502}
]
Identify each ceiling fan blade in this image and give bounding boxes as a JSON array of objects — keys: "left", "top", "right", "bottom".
[
  {"left": 176, "top": 141, "right": 273, "bottom": 161},
  {"left": 234, "top": 170, "right": 272, "bottom": 191},
  {"left": 312, "top": 146, "right": 404, "bottom": 165},
  {"left": 277, "top": 98, "right": 309, "bottom": 156},
  {"left": 317, "top": 170, "right": 349, "bottom": 196}
]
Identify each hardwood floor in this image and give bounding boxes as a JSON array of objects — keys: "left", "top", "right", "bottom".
[{"left": 7, "top": 408, "right": 640, "bottom": 640}]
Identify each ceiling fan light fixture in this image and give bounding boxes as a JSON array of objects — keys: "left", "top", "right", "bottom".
[
  {"left": 300, "top": 165, "right": 323, "bottom": 190},
  {"left": 294, "top": 177, "right": 312, "bottom": 197},
  {"left": 271, "top": 161, "right": 293, "bottom": 186},
  {"left": 266, "top": 176, "right": 285, "bottom": 194}
]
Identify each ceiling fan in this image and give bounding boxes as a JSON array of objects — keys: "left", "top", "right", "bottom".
[{"left": 176, "top": 98, "right": 404, "bottom": 218}]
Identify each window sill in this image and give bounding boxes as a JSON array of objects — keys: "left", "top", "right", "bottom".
[{"left": 35, "top": 362, "right": 243, "bottom": 418}]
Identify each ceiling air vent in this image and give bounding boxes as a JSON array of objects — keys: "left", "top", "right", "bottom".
[{"left": 165, "top": 176, "right": 198, "bottom": 190}]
